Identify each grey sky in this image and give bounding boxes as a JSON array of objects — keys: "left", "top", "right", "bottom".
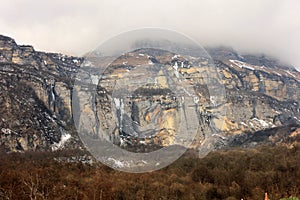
[{"left": 1, "top": 0, "right": 300, "bottom": 70}]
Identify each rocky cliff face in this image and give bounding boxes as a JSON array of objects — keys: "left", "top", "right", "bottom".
[
  {"left": 90, "top": 47, "right": 299, "bottom": 153},
  {"left": 0, "top": 35, "right": 299, "bottom": 153},
  {"left": 213, "top": 58, "right": 299, "bottom": 132},
  {"left": 0, "top": 35, "right": 83, "bottom": 151}
]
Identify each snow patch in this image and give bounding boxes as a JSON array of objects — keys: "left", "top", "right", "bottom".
[
  {"left": 251, "top": 118, "right": 270, "bottom": 128},
  {"left": 172, "top": 55, "right": 180, "bottom": 60},
  {"left": 83, "top": 60, "right": 93, "bottom": 67},
  {"left": 173, "top": 62, "right": 178, "bottom": 70},
  {"left": 173, "top": 62, "right": 179, "bottom": 78},
  {"left": 90, "top": 75, "right": 99, "bottom": 85},
  {"left": 274, "top": 72, "right": 282, "bottom": 77},
  {"left": 193, "top": 96, "right": 199, "bottom": 104},
  {"left": 114, "top": 98, "right": 121, "bottom": 109},
  {"left": 240, "top": 122, "right": 248, "bottom": 127},
  {"left": 50, "top": 82, "right": 55, "bottom": 101},
  {"left": 139, "top": 140, "right": 146, "bottom": 145},
  {"left": 52, "top": 132, "right": 71, "bottom": 151},
  {"left": 106, "top": 158, "right": 131, "bottom": 168},
  {"left": 243, "top": 65, "right": 255, "bottom": 71},
  {"left": 249, "top": 122, "right": 254, "bottom": 128},
  {"left": 210, "top": 96, "right": 218, "bottom": 107},
  {"left": 1, "top": 128, "right": 12, "bottom": 135},
  {"left": 114, "top": 98, "right": 124, "bottom": 129}
]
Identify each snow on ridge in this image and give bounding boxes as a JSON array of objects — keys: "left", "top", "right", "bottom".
[
  {"left": 244, "top": 65, "right": 255, "bottom": 70},
  {"left": 286, "top": 70, "right": 296, "bottom": 78},
  {"left": 230, "top": 60, "right": 299, "bottom": 78},
  {"left": 172, "top": 55, "right": 180, "bottom": 60},
  {"left": 237, "top": 54, "right": 244, "bottom": 60},
  {"left": 274, "top": 72, "right": 282, "bottom": 77},
  {"left": 229, "top": 60, "right": 255, "bottom": 70}
]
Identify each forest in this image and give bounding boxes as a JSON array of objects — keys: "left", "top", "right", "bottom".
[{"left": 0, "top": 144, "right": 299, "bottom": 200}]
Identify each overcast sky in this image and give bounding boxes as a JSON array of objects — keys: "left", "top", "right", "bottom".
[{"left": 1, "top": 0, "right": 300, "bottom": 70}]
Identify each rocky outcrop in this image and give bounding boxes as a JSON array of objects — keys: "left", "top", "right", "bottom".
[{"left": 0, "top": 35, "right": 299, "bottom": 153}]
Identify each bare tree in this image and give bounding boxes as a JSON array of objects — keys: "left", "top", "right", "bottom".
[{"left": 22, "top": 173, "right": 48, "bottom": 200}]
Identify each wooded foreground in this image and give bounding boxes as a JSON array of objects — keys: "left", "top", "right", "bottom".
[{"left": 0, "top": 145, "right": 299, "bottom": 200}]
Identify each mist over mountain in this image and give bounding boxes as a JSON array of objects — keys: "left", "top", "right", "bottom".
[{"left": 1, "top": 0, "right": 300, "bottom": 72}]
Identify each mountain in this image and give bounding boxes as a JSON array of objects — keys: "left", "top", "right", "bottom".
[
  {"left": 91, "top": 46, "right": 300, "bottom": 156},
  {"left": 0, "top": 35, "right": 83, "bottom": 151},
  {"left": 0, "top": 35, "right": 299, "bottom": 153}
]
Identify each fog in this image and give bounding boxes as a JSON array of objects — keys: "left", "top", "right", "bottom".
[{"left": 0, "top": 0, "right": 299, "bottom": 70}]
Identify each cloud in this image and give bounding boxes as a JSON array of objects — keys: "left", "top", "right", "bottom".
[{"left": 0, "top": 0, "right": 300, "bottom": 69}]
